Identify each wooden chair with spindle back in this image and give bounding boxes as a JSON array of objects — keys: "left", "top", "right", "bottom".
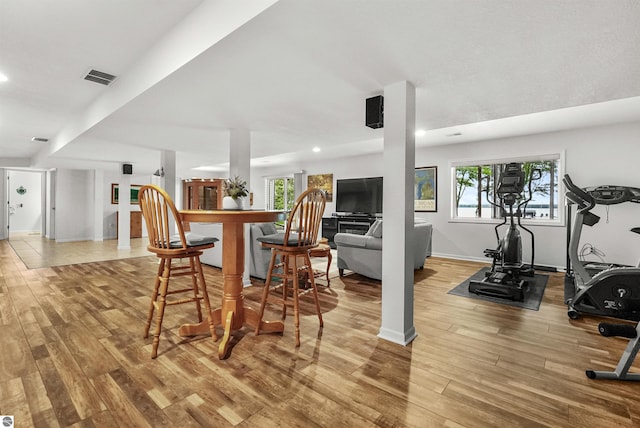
[
  {"left": 254, "top": 188, "right": 327, "bottom": 346},
  {"left": 138, "top": 184, "right": 218, "bottom": 358}
]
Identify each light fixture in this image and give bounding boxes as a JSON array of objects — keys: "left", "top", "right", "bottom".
[
  {"left": 153, "top": 167, "right": 165, "bottom": 177},
  {"left": 312, "top": 147, "right": 321, "bottom": 152},
  {"left": 0, "top": 72, "right": 8, "bottom": 82},
  {"left": 415, "top": 129, "right": 426, "bottom": 137}
]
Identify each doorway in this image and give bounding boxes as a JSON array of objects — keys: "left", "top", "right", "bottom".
[{"left": 7, "top": 169, "right": 45, "bottom": 239}]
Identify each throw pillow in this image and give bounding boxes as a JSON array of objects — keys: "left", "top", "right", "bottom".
[{"left": 368, "top": 220, "right": 383, "bottom": 238}]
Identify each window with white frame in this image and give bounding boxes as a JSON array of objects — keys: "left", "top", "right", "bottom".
[
  {"left": 451, "top": 153, "right": 563, "bottom": 224},
  {"left": 265, "top": 176, "right": 295, "bottom": 212}
]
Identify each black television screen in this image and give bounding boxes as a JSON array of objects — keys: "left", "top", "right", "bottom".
[{"left": 336, "top": 177, "right": 383, "bottom": 215}]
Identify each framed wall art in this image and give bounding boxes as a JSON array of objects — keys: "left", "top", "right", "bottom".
[
  {"left": 307, "top": 173, "right": 333, "bottom": 202},
  {"left": 111, "top": 183, "right": 142, "bottom": 205},
  {"left": 414, "top": 166, "right": 437, "bottom": 212}
]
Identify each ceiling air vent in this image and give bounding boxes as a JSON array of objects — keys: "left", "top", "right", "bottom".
[
  {"left": 31, "top": 137, "right": 49, "bottom": 142},
  {"left": 84, "top": 69, "right": 117, "bottom": 86}
]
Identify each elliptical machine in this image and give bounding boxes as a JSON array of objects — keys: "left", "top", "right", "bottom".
[
  {"left": 563, "top": 174, "right": 640, "bottom": 320},
  {"left": 469, "top": 163, "right": 539, "bottom": 301}
]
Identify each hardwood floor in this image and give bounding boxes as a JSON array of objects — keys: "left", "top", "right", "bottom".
[
  {"left": 1, "top": 239, "right": 638, "bottom": 427},
  {"left": 8, "top": 233, "right": 149, "bottom": 269}
]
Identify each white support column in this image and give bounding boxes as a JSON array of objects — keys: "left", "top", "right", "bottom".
[
  {"left": 160, "top": 150, "right": 178, "bottom": 237},
  {"left": 293, "top": 171, "right": 306, "bottom": 200},
  {"left": 378, "top": 80, "right": 417, "bottom": 346},
  {"left": 229, "top": 129, "right": 252, "bottom": 286},
  {"left": 0, "top": 168, "right": 6, "bottom": 240},
  {"left": 117, "top": 174, "right": 131, "bottom": 250},
  {"left": 161, "top": 150, "right": 177, "bottom": 204},
  {"left": 93, "top": 169, "right": 104, "bottom": 241}
]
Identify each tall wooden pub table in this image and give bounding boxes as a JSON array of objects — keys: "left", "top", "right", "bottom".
[{"left": 178, "top": 209, "right": 285, "bottom": 359}]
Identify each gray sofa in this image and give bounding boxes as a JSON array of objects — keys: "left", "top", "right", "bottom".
[
  {"left": 334, "top": 219, "right": 432, "bottom": 280},
  {"left": 249, "top": 223, "right": 280, "bottom": 279},
  {"left": 188, "top": 222, "right": 223, "bottom": 267}
]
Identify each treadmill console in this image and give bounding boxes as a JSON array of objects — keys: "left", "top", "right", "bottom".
[{"left": 584, "top": 185, "right": 640, "bottom": 205}]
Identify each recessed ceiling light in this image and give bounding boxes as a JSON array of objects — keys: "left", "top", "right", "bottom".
[
  {"left": 312, "top": 147, "right": 321, "bottom": 152},
  {"left": 31, "top": 137, "right": 49, "bottom": 142},
  {"left": 415, "top": 129, "right": 426, "bottom": 137},
  {"left": 0, "top": 72, "right": 8, "bottom": 82}
]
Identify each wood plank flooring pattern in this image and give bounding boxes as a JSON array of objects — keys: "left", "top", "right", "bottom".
[
  {"left": 8, "top": 234, "right": 149, "bottom": 269},
  {"left": 1, "top": 239, "right": 639, "bottom": 427}
]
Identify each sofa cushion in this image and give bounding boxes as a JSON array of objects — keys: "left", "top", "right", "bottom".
[
  {"left": 335, "top": 233, "right": 367, "bottom": 248},
  {"left": 366, "top": 219, "right": 383, "bottom": 238},
  {"left": 364, "top": 235, "right": 383, "bottom": 250},
  {"left": 334, "top": 234, "right": 382, "bottom": 250},
  {"left": 256, "top": 222, "right": 277, "bottom": 235}
]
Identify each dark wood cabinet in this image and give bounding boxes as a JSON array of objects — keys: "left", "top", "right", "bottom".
[
  {"left": 183, "top": 179, "right": 224, "bottom": 210},
  {"left": 322, "top": 217, "right": 338, "bottom": 249},
  {"left": 116, "top": 211, "right": 142, "bottom": 238}
]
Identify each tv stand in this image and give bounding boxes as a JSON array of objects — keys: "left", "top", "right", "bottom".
[{"left": 322, "top": 214, "right": 379, "bottom": 248}]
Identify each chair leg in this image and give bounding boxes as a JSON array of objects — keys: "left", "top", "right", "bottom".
[
  {"left": 188, "top": 256, "right": 203, "bottom": 323},
  {"left": 291, "top": 254, "right": 301, "bottom": 347},
  {"left": 151, "top": 258, "right": 172, "bottom": 359},
  {"left": 325, "top": 251, "right": 332, "bottom": 287},
  {"left": 304, "top": 253, "right": 324, "bottom": 327},
  {"left": 281, "top": 254, "right": 289, "bottom": 321},
  {"left": 255, "top": 250, "right": 278, "bottom": 336},
  {"left": 145, "top": 257, "right": 165, "bottom": 338},
  {"left": 194, "top": 256, "right": 217, "bottom": 342}
]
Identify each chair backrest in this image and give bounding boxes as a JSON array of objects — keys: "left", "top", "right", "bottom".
[
  {"left": 283, "top": 188, "right": 327, "bottom": 247},
  {"left": 138, "top": 184, "right": 188, "bottom": 252}
]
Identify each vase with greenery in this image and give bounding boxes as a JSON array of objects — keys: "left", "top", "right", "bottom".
[{"left": 222, "top": 175, "right": 248, "bottom": 210}]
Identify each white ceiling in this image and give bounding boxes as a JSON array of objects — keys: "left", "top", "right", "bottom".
[{"left": 2, "top": 0, "right": 640, "bottom": 176}]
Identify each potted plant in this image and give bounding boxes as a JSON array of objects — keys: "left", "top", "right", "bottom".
[{"left": 222, "top": 175, "right": 248, "bottom": 210}]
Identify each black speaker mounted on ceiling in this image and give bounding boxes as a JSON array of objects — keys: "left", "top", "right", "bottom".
[
  {"left": 122, "top": 163, "right": 133, "bottom": 175},
  {"left": 365, "top": 95, "right": 384, "bottom": 129}
]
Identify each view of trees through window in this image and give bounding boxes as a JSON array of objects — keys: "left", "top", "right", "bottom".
[
  {"left": 454, "top": 158, "right": 560, "bottom": 221},
  {"left": 265, "top": 176, "right": 295, "bottom": 212}
]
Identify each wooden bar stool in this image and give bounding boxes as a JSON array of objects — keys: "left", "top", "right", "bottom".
[
  {"left": 138, "top": 185, "right": 218, "bottom": 358},
  {"left": 254, "top": 188, "right": 327, "bottom": 346}
]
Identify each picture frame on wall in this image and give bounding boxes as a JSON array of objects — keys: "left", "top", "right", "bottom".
[
  {"left": 111, "top": 183, "right": 142, "bottom": 205},
  {"left": 307, "top": 173, "right": 333, "bottom": 202},
  {"left": 414, "top": 166, "right": 437, "bottom": 212}
]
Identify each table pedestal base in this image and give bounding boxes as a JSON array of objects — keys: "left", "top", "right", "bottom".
[{"left": 178, "top": 306, "right": 284, "bottom": 359}]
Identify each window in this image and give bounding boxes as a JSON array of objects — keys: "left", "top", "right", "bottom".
[
  {"left": 452, "top": 153, "right": 562, "bottom": 224},
  {"left": 265, "top": 176, "right": 295, "bottom": 212}
]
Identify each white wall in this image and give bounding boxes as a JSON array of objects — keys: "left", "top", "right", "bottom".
[
  {"left": 55, "top": 169, "right": 94, "bottom": 242},
  {"left": 252, "top": 120, "right": 640, "bottom": 270}
]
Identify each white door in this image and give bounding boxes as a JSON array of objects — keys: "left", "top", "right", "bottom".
[{"left": 7, "top": 170, "right": 44, "bottom": 238}]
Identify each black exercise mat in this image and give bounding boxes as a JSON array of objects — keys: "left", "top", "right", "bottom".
[{"left": 448, "top": 267, "right": 548, "bottom": 311}]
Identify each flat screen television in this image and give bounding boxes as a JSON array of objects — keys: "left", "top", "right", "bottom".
[{"left": 336, "top": 177, "right": 383, "bottom": 215}]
